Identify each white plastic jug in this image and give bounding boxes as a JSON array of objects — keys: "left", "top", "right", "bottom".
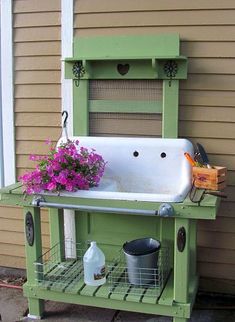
[{"left": 83, "top": 241, "right": 106, "bottom": 286}]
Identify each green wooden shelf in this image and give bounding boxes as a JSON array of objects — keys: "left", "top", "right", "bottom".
[
  {"left": 0, "top": 182, "right": 219, "bottom": 220},
  {"left": 64, "top": 55, "right": 187, "bottom": 62}
]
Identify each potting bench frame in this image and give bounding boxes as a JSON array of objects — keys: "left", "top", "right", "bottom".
[{"left": 0, "top": 34, "right": 220, "bottom": 322}]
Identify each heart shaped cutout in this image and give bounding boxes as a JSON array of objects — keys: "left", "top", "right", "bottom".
[{"left": 117, "top": 63, "right": 130, "bottom": 76}]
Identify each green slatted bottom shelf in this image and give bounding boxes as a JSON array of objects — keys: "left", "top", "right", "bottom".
[
  {"left": 35, "top": 241, "right": 171, "bottom": 305},
  {"left": 36, "top": 259, "right": 171, "bottom": 305}
]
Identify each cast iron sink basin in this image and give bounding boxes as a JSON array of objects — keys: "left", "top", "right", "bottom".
[{"left": 57, "top": 137, "right": 194, "bottom": 202}]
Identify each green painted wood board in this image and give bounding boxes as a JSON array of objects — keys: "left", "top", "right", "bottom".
[
  {"left": 65, "top": 59, "right": 187, "bottom": 80},
  {"left": 89, "top": 100, "right": 162, "bottom": 114},
  {"left": 72, "top": 34, "right": 180, "bottom": 59},
  {"left": 158, "top": 271, "right": 174, "bottom": 306},
  {"left": 174, "top": 218, "right": 190, "bottom": 303},
  {"left": 23, "top": 283, "right": 191, "bottom": 318},
  {"left": 162, "top": 80, "right": 179, "bottom": 138},
  {"left": 0, "top": 186, "right": 219, "bottom": 221}
]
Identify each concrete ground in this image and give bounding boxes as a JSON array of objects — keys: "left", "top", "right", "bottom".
[{"left": 0, "top": 287, "right": 235, "bottom": 322}]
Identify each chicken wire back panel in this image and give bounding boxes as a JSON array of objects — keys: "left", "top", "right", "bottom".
[
  {"left": 89, "top": 80, "right": 162, "bottom": 101},
  {"left": 89, "top": 80, "right": 162, "bottom": 137}
]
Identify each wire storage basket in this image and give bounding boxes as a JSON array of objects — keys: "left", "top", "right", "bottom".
[
  {"left": 107, "top": 246, "right": 170, "bottom": 298},
  {"left": 34, "top": 239, "right": 171, "bottom": 298},
  {"left": 34, "top": 239, "right": 85, "bottom": 291}
]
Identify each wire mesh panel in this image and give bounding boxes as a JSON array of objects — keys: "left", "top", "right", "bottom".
[
  {"left": 34, "top": 240, "right": 85, "bottom": 291},
  {"left": 34, "top": 240, "right": 171, "bottom": 298},
  {"left": 107, "top": 246, "right": 170, "bottom": 298},
  {"left": 89, "top": 79, "right": 163, "bottom": 137},
  {"left": 89, "top": 80, "right": 162, "bottom": 101}
]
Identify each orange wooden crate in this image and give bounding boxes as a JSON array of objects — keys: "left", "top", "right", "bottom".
[{"left": 192, "top": 166, "right": 227, "bottom": 191}]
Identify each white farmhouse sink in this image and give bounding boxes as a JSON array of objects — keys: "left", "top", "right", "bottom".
[{"left": 57, "top": 137, "right": 194, "bottom": 202}]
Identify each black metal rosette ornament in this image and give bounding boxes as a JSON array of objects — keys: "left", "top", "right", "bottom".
[
  {"left": 164, "top": 60, "right": 178, "bottom": 86},
  {"left": 72, "top": 61, "right": 86, "bottom": 87}
]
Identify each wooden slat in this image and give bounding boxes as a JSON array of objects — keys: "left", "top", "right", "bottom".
[
  {"left": 15, "top": 112, "right": 60, "bottom": 126},
  {"left": 208, "top": 156, "right": 235, "bottom": 172},
  {"left": 0, "top": 218, "right": 49, "bottom": 235},
  {"left": 16, "top": 127, "right": 61, "bottom": 141},
  {"left": 181, "top": 41, "right": 235, "bottom": 58},
  {"left": 180, "top": 89, "right": 235, "bottom": 107},
  {"left": 181, "top": 74, "right": 235, "bottom": 91},
  {"left": 198, "top": 262, "right": 235, "bottom": 280},
  {"left": 0, "top": 205, "right": 23, "bottom": 220},
  {"left": 15, "top": 41, "right": 60, "bottom": 57},
  {"left": 0, "top": 243, "right": 25, "bottom": 257},
  {"left": 75, "top": 10, "right": 235, "bottom": 28},
  {"left": 15, "top": 141, "right": 57, "bottom": 155},
  {"left": 0, "top": 205, "right": 49, "bottom": 222},
  {"left": 125, "top": 286, "right": 147, "bottom": 303},
  {"left": 227, "top": 172, "right": 235, "bottom": 186},
  {"left": 80, "top": 284, "right": 100, "bottom": 297},
  {"left": 0, "top": 231, "right": 50, "bottom": 247},
  {"left": 15, "top": 85, "right": 60, "bottom": 98},
  {"left": 15, "top": 71, "right": 60, "bottom": 84},
  {"left": 75, "top": 0, "right": 235, "bottom": 13},
  {"left": 198, "top": 247, "right": 235, "bottom": 265},
  {"left": 179, "top": 121, "right": 235, "bottom": 139},
  {"left": 14, "top": 27, "right": 60, "bottom": 42},
  {"left": 49, "top": 261, "right": 81, "bottom": 292},
  {"left": 198, "top": 231, "right": 235, "bottom": 250},
  {"left": 0, "top": 243, "right": 48, "bottom": 259},
  {"left": 75, "top": 26, "right": 235, "bottom": 41},
  {"left": 158, "top": 271, "right": 173, "bottom": 306},
  {"left": 188, "top": 138, "right": 235, "bottom": 156},
  {"left": 188, "top": 58, "right": 235, "bottom": 74},
  {"left": 0, "top": 254, "right": 26, "bottom": 269},
  {"left": 14, "top": 12, "right": 60, "bottom": 27},
  {"left": 15, "top": 98, "right": 61, "bottom": 112},
  {"left": 180, "top": 105, "right": 235, "bottom": 122},
  {"left": 199, "top": 277, "right": 235, "bottom": 295},
  {"left": 15, "top": 84, "right": 60, "bottom": 98},
  {"left": 14, "top": 0, "right": 61, "bottom": 13},
  {"left": 15, "top": 57, "right": 60, "bottom": 71},
  {"left": 198, "top": 217, "right": 235, "bottom": 234},
  {"left": 218, "top": 202, "right": 235, "bottom": 218}
]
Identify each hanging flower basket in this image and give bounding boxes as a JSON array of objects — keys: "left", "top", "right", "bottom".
[{"left": 19, "top": 139, "right": 106, "bottom": 195}]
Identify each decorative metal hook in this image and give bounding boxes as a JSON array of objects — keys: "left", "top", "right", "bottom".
[
  {"left": 164, "top": 60, "right": 178, "bottom": 87},
  {"left": 62, "top": 110, "right": 68, "bottom": 128},
  {"left": 72, "top": 61, "right": 85, "bottom": 87},
  {"left": 61, "top": 111, "right": 69, "bottom": 141}
]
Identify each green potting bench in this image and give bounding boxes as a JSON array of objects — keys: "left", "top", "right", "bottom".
[{"left": 0, "top": 34, "right": 220, "bottom": 321}]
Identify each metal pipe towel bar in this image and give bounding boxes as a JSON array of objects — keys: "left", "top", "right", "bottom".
[{"left": 32, "top": 197, "right": 158, "bottom": 216}]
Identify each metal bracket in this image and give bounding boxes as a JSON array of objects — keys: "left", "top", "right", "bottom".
[
  {"left": 25, "top": 211, "right": 34, "bottom": 246},
  {"left": 32, "top": 196, "right": 45, "bottom": 207},
  {"left": 177, "top": 226, "right": 186, "bottom": 252},
  {"left": 158, "top": 203, "right": 174, "bottom": 217}
]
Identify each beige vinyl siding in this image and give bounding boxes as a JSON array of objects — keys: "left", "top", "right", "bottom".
[
  {"left": 0, "top": 0, "right": 234, "bottom": 294},
  {"left": 74, "top": 0, "right": 235, "bottom": 292},
  {"left": 0, "top": 0, "right": 61, "bottom": 268}
]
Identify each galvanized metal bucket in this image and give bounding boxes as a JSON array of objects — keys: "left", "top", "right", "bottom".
[{"left": 123, "top": 238, "right": 161, "bottom": 286}]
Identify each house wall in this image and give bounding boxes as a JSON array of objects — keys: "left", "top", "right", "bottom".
[
  {"left": 0, "top": 0, "right": 234, "bottom": 293},
  {"left": 0, "top": 0, "right": 61, "bottom": 268}
]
